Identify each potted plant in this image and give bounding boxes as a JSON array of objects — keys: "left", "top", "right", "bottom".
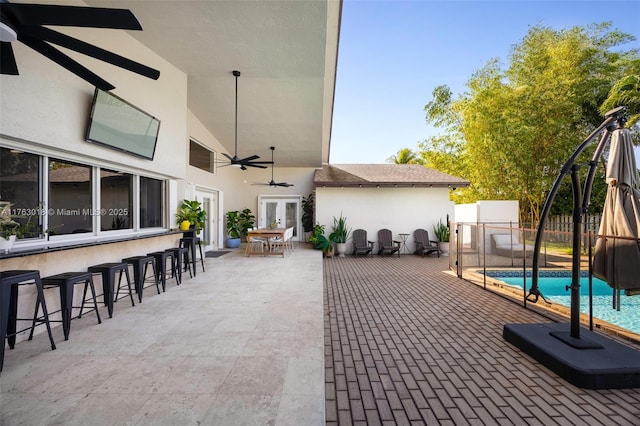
[
  {"left": 176, "top": 200, "right": 206, "bottom": 232},
  {"left": 308, "top": 222, "right": 326, "bottom": 249},
  {"left": 238, "top": 208, "right": 256, "bottom": 241},
  {"left": 225, "top": 210, "right": 242, "bottom": 248},
  {"left": 302, "top": 193, "right": 315, "bottom": 241},
  {"left": 0, "top": 201, "right": 19, "bottom": 253},
  {"left": 316, "top": 234, "right": 334, "bottom": 257},
  {"left": 433, "top": 218, "right": 450, "bottom": 256},
  {"left": 329, "top": 213, "right": 351, "bottom": 257}
]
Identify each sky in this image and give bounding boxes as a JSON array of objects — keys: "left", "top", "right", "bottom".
[{"left": 329, "top": 0, "right": 640, "bottom": 164}]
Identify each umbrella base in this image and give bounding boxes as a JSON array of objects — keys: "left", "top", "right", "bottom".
[{"left": 504, "top": 322, "right": 640, "bottom": 389}]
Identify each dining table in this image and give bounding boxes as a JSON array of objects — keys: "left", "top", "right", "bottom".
[{"left": 246, "top": 227, "right": 290, "bottom": 257}]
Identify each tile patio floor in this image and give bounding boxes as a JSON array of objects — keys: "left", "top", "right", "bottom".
[
  {"left": 324, "top": 255, "right": 640, "bottom": 425},
  {"left": 1, "top": 245, "right": 324, "bottom": 425},
  {"left": 2, "top": 246, "right": 640, "bottom": 425}
]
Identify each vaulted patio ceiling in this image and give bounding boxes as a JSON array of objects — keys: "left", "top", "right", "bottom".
[{"left": 77, "top": 0, "right": 342, "bottom": 167}]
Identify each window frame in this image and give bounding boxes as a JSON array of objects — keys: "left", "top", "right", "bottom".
[
  {"left": 0, "top": 142, "right": 169, "bottom": 248},
  {"left": 189, "top": 138, "right": 217, "bottom": 174}
]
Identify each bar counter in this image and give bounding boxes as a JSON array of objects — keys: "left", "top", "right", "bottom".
[{"left": 0, "top": 230, "right": 183, "bottom": 345}]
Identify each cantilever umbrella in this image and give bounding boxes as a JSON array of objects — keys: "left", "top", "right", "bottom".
[{"left": 593, "top": 128, "right": 640, "bottom": 304}]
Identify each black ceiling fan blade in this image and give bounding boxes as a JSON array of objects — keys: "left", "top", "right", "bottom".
[
  {"left": 0, "top": 41, "right": 18, "bottom": 75},
  {"left": 242, "top": 163, "right": 269, "bottom": 169},
  {"left": 222, "top": 153, "right": 235, "bottom": 161},
  {"left": 25, "top": 26, "right": 160, "bottom": 80},
  {"left": 19, "top": 34, "right": 114, "bottom": 91},
  {"left": 2, "top": 4, "right": 143, "bottom": 30},
  {"left": 276, "top": 182, "right": 294, "bottom": 187},
  {"left": 243, "top": 160, "right": 274, "bottom": 165},
  {"left": 239, "top": 154, "right": 260, "bottom": 162}
]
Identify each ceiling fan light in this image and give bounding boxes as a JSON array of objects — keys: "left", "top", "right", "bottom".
[{"left": 0, "top": 22, "right": 17, "bottom": 43}]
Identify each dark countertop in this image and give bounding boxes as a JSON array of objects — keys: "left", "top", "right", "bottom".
[{"left": 0, "top": 230, "right": 182, "bottom": 260}]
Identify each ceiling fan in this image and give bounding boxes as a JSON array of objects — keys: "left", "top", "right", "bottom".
[
  {"left": 221, "top": 70, "right": 273, "bottom": 170},
  {"left": 0, "top": 0, "right": 160, "bottom": 91},
  {"left": 253, "top": 146, "right": 294, "bottom": 187}
]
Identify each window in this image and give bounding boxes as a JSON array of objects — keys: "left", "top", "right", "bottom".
[
  {"left": 189, "top": 139, "right": 215, "bottom": 173},
  {"left": 0, "top": 148, "right": 41, "bottom": 238},
  {"left": 0, "top": 145, "right": 168, "bottom": 241},
  {"left": 49, "top": 159, "right": 92, "bottom": 235},
  {"left": 100, "top": 168, "right": 132, "bottom": 231},
  {"left": 140, "top": 176, "right": 164, "bottom": 228}
]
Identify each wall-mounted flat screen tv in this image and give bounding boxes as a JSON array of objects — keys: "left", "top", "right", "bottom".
[{"left": 85, "top": 88, "right": 160, "bottom": 160}]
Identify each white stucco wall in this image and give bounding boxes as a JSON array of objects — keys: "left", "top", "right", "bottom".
[
  {"left": 454, "top": 200, "right": 520, "bottom": 251},
  {"left": 1, "top": 28, "right": 187, "bottom": 180},
  {"left": 316, "top": 187, "right": 454, "bottom": 253}
]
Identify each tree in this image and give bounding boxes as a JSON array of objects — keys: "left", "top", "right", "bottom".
[
  {"left": 421, "top": 23, "right": 639, "bottom": 225},
  {"left": 387, "top": 148, "right": 422, "bottom": 164},
  {"left": 601, "top": 57, "right": 640, "bottom": 127}
]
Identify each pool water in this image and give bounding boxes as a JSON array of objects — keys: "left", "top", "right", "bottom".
[{"left": 485, "top": 271, "right": 640, "bottom": 335}]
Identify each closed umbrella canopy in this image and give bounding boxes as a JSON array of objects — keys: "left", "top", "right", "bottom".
[{"left": 593, "top": 128, "right": 640, "bottom": 294}]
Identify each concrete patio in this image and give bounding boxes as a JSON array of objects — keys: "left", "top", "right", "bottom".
[{"left": 2, "top": 246, "right": 640, "bottom": 425}]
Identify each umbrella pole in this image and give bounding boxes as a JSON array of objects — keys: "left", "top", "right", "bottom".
[{"left": 569, "top": 166, "right": 583, "bottom": 339}]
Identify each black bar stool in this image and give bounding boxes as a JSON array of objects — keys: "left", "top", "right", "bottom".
[
  {"left": 35, "top": 272, "right": 102, "bottom": 341},
  {"left": 180, "top": 237, "right": 205, "bottom": 276},
  {"left": 165, "top": 246, "right": 190, "bottom": 284},
  {"left": 87, "top": 263, "right": 135, "bottom": 318},
  {"left": 147, "top": 250, "right": 177, "bottom": 291},
  {"left": 122, "top": 256, "right": 159, "bottom": 303},
  {"left": 0, "top": 270, "right": 56, "bottom": 372}
]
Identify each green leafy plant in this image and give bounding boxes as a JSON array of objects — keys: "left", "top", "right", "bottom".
[
  {"left": 315, "top": 233, "right": 333, "bottom": 256},
  {"left": 0, "top": 201, "right": 20, "bottom": 238},
  {"left": 302, "top": 193, "right": 315, "bottom": 233},
  {"left": 433, "top": 219, "right": 450, "bottom": 242},
  {"left": 329, "top": 213, "right": 351, "bottom": 244},
  {"left": 0, "top": 201, "right": 45, "bottom": 239},
  {"left": 238, "top": 208, "right": 256, "bottom": 239},
  {"left": 225, "top": 210, "right": 241, "bottom": 239},
  {"left": 308, "top": 222, "right": 326, "bottom": 249},
  {"left": 176, "top": 200, "right": 206, "bottom": 230}
]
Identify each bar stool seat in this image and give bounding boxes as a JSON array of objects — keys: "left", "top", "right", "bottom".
[
  {"left": 147, "top": 250, "right": 177, "bottom": 291},
  {"left": 37, "top": 272, "right": 102, "bottom": 341},
  {"left": 87, "top": 263, "right": 135, "bottom": 318},
  {"left": 0, "top": 270, "right": 56, "bottom": 372},
  {"left": 165, "top": 247, "right": 191, "bottom": 284},
  {"left": 122, "top": 256, "right": 159, "bottom": 303}
]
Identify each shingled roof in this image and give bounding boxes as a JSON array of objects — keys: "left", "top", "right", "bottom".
[{"left": 314, "top": 164, "right": 470, "bottom": 188}]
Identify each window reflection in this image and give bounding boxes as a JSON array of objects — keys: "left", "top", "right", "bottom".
[
  {"left": 140, "top": 176, "right": 163, "bottom": 228},
  {"left": 49, "top": 159, "right": 92, "bottom": 235},
  {"left": 101, "top": 169, "right": 132, "bottom": 231},
  {"left": 0, "top": 148, "right": 41, "bottom": 238}
]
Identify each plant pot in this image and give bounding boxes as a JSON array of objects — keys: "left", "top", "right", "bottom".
[
  {"left": 226, "top": 237, "right": 241, "bottom": 248},
  {"left": 179, "top": 220, "right": 191, "bottom": 231},
  {"left": 335, "top": 242, "right": 347, "bottom": 257},
  {"left": 0, "top": 235, "right": 17, "bottom": 253},
  {"left": 439, "top": 241, "right": 450, "bottom": 256}
]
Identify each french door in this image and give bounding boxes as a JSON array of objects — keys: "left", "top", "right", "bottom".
[
  {"left": 258, "top": 196, "right": 300, "bottom": 241},
  {"left": 195, "top": 188, "right": 218, "bottom": 251}
]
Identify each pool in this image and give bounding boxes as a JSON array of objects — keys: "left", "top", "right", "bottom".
[{"left": 483, "top": 270, "right": 640, "bottom": 335}]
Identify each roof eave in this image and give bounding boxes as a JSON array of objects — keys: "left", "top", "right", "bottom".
[{"left": 314, "top": 182, "right": 470, "bottom": 188}]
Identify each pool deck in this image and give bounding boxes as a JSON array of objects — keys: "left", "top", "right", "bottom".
[{"left": 324, "top": 255, "right": 640, "bottom": 425}]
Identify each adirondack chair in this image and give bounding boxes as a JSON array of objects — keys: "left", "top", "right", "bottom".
[
  {"left": 413, "top": 228, "right": 440, "bottom": 258},
  {"left": 352, "top": 229, "right": 374, "bottom": 256},
  {"left": 377, "top": 228, "right": 401, "bottom": 257}
]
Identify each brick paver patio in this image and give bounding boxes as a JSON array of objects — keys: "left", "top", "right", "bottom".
[{"left": 324, "top": 256, "right": 640, "bottom": 425}]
